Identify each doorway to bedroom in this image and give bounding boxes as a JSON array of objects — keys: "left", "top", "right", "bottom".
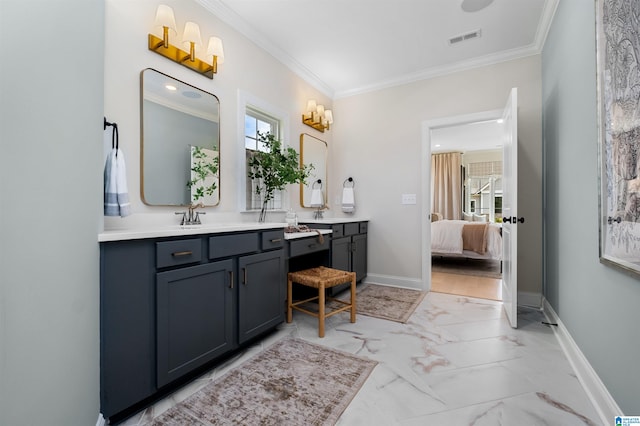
[{"left": 423, "top": 111, "right": 504, "bottom": 302}]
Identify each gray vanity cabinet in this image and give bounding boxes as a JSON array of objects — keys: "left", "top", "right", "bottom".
[
  {"left": 100, "top": 228, "right": 285, "bottom": 423},
  {"left": 156, "top": 259, "right": 234, "bottom": 388}
]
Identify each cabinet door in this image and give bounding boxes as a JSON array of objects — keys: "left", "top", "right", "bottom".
[
  {"left": 238, "top": 250, "right": 285, "bottom": 344},
  {"left": 156, "top": 260, "right": 234, "bottom": 388},
  {"left": 331, "top": 236, "right": 352, "bottom": 272},
  {"left": 352, "top": 233, "right": 368, "bottom": 282}
]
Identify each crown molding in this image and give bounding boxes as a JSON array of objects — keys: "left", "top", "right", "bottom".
[
  {"left": 196, "top": 0, "right": 559, "bottom": 101},
  {"left": 534, "top": 0, "right": 560, "bottom": 51},
  {"left": 334, "top": 45, "right": 540, "bottom": 99},
  {"left": 194, "top": 0, "right": 335, "bottom": 98}
]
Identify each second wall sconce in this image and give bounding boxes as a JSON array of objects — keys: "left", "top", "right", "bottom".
[
  {"left": 302, "top": 100, "right": 333, "bottom": 132},
  {"left": 149, "top": 5, "right": 225, "bottom": 79}
]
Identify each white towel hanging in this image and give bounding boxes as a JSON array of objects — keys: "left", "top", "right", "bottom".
[
  {"left": 103, "top": 120, "right": 131, "bottom": 217},
  {"left": 104, "top": 148, "right": 131, "bottom": 217},
  {"left": 310, "top": 188, "right": 324, "bottom": 207},
  {"left": 342, "top": 187, "right": 355, "bottom": 213},
  {"left": 342, "top": 177, "right": 355, "bottom": 213}
]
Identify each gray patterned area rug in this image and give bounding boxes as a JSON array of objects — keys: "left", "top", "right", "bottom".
[
  {"left": 431, "top": 256, "right": 502, "bottom": 279},
  {"left": 150, "top": 338, "right": 377, "bottom": 426},
  {"left": 339, "top": 283, "right": 427, "bottom": 323}
]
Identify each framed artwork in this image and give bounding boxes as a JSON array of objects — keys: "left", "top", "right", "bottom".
[{"left": 596, "top": 0, "right": 640, "bottom": 275}]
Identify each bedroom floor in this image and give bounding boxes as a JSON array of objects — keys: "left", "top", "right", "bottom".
[
  {"left": 431, "top": 271, "right": 502, "bottom": 301},
  {"left": 119, "top": 291, "right": 600, "bottom": 425}
]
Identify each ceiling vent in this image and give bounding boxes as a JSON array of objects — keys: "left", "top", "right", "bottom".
[{"left": 449, "top": 29, "right": 482, "bottom": 45}]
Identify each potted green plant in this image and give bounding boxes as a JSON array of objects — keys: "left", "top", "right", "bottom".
[
  {"left": 248, "top": 132, "right": 313, "bottom": 222},
  {"left": 187, "top": 145, "right": 220, "bottom": 205}
]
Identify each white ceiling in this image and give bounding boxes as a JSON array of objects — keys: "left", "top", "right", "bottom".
[
  {"left": 196, "top": 0, "right": 558, "bottom": 99},
  {"left": 431, "top": 119, "right": 503, "bottom": 153}
]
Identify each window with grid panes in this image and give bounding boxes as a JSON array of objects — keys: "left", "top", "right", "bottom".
[{"left": 245, "top": 107, "right": 282, "bottom": 210}]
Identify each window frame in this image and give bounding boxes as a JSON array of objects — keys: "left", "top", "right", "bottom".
[{"left": 237, "top": 90, "right": 291, "bottom": 213}]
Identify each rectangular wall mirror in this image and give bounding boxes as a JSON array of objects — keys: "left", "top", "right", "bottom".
[
  {"left": 141, "top": 68, "right": 220, "bottom": 206},
  {"left": 299, "top": 133, "right": 328, "bottom": 208}
]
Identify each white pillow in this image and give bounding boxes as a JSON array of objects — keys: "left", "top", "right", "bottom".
[
  {"left": 462, "top": 212, "right": 473, "bottom": 221},
  {"left": 473, "top": 214, "right": 487, "bottom": 222}
]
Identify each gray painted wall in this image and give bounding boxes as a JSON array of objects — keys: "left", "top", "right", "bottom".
[
  {"left": 0, "top": 1, "right": 104, "bottom": 425},
  {"left": 542, "top": 0, "right": 640, "bottom": 413}
]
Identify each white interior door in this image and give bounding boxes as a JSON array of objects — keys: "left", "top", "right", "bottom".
[{"left": 501, "top": 88, "right": 518, "bottom": 328}]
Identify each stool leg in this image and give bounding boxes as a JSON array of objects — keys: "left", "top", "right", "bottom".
[
  {"left": 318, "top": 283, "right": 325, "bottom": 337},
  {"left": 287, "top": 276, "right": 293, "bottom": 323},
  {"left": 350, "top": 274, "right": 356, "bottom": 323}
]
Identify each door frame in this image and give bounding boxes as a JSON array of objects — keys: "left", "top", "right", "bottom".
[{"left": 421, "top": 109, "right": 503, "bottom": 291}]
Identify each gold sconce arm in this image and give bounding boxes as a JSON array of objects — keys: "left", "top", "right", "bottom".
[{"left": 148, "top": 33, "right": 215, "bottom": 79}]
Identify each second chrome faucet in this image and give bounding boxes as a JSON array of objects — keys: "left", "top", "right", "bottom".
[{"left": 175, "top": 203, "right": 206, "bottom": 225}]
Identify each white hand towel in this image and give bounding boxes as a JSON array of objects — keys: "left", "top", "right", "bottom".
[
  {"left": 342, "top": 187, "right": 355, "bottom": 213},
  {"left": 310, "top": 188, "right": 324, "bottom": 207},
  {"left": 104, "top": 149, "right": 131, "bottom": 217}
]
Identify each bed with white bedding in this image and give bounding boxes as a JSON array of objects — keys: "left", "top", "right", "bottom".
[{"left": 431, "top": 219, "right": 502, "bottom": 261}]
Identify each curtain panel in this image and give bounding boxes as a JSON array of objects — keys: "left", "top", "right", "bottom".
[{"left": 431, "top": 152, "right": 462, "bottom": 220}]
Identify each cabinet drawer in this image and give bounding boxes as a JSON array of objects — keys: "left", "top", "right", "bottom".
[
  {"left": 344, "top": 222, "right": 360, "bottom": 236},
  {"left": 262, "top": 230, "right": 285, "bottom": 251},
  {"left": 300, "top": 223, "right": 343, "bottom": 238},
  {"left": 330, "top": 224, "right": 344, "bottom": 238},
  {"left": 209, "top": 233, "right": 259, "bottom": 259},
  {"left": 289, "top": 235, "right": 330, "bottom": 258},
  {"left": 156, "top": 239, "right": 202, "bottom": 269},
  {"left": 359, "top": 222, "right": 368, "bottom": 234}
]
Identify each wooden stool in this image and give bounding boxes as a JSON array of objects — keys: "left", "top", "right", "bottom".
[{"left": 287, "top": 266, "right": 357, "bottom": 337}]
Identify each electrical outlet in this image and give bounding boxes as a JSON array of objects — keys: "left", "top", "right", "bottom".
[{"left": 402, "top": 194, "right": 417, "bottom": 205}]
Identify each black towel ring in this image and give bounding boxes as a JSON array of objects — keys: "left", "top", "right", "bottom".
[
  {"left": 343, "top": 177, "right": 355, "bottom": 188},
  {"left": 312, "top": 179, "right": 322, "bottom": 189},
  {"left": 104, "top": 117, "right": 119, "bottom": 154}
]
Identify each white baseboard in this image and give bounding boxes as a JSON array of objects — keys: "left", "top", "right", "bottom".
[
  {"left": 96, "top": 414, "right": 105, "bottom": 426},
  {"left": 364, "top": 273, "right": 423, "bottom": 290},
  {"left": 542, "top": 298, "right": 622, "bottom": 424},
  {"left": 518, "top": 291, "right": 542, "bottom": 308}
]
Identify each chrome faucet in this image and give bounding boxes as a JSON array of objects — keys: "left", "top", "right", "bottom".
[{"left": 175, "top": 203, "right": 206, "bottom": 225}]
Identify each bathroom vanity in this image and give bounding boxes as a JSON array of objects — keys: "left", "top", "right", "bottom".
[
  {"left": 98, "top": 219, "right": 366, "bottom": 422},
  {"left": 99, "top": 224, "right": 288, "bottom": 421}
]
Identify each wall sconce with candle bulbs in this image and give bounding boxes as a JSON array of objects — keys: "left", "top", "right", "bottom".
[
  {"left": 302, "top": 100, "right": 333, "bottom": 132},
  {"left": 148, "top": 5, "right": 224, "bottom": 79}
]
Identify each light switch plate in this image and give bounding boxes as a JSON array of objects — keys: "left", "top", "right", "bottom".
[{"left": 402, "top": 194, "right": 417, "bottom": 205}]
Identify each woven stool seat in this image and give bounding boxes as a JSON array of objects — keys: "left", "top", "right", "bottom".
[
  {"left": 287, "top": 266, "right": 357, "bottom": 337},
  {"left": 288, "top": 267, "right": 354, "bottom": 288}
]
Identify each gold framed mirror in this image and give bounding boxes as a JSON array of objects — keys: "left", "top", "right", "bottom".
[
  {"left": 299, "top": 133, "right": 328, "bottom": 208},
  {"left": 141, "top": 68, "right": 220, "bottom": 206}
]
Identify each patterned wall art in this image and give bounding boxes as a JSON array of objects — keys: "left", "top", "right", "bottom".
[{"left": 596, "top": 0, "right": 640, "bottom": 275}]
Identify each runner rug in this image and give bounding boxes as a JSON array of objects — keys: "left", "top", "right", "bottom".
[
  {"left": 342, "top": 283, "right": 426, "bottom": 323},
  {"left": 150, "top": 338, "right": 377, "bottom": 425}
]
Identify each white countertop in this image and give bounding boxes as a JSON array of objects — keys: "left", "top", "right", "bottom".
[
  {"left": 98, "top": 222, "right": 337, "bottom": 242},
  {"left": 99, "top": 222, "right": 288, "bottom": 242},
  {"left": 284, "top": 229, "right": 332, "bottom": 240},
  {"left": 298, "top": 217, "right": 369, "bottom": 224}
]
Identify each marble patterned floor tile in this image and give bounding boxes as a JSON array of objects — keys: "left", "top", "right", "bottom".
[
  {"left": 419, "top": 362, "right": 537, "bottom": 409},
  {"left": 400, "top": 390, "right": 600, "bottom": 426},
  {"left": 115, "top": 290, "right": 600, "bottom": 426}
]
